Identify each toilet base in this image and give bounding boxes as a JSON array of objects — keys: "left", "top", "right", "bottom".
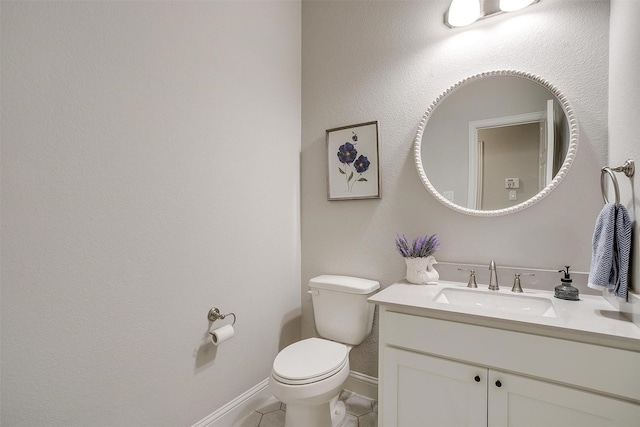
[
  {"left": 284, "top": 395, "right": 346, "bottom": 427},
  {"left": 331, "top": 399, "right": 347, "bottom": 427}
]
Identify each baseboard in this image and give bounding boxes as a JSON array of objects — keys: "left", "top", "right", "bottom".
[
  {"left": 192, "top": 378, "right": 275, "bottom": 427},
  {"left": 344, "top": 371, "right": 378, "bottom": 400},
  {"left": 192, "top": 371, "right": 379, "bottom": 427}
]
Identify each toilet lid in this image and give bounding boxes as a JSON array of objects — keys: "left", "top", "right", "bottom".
[{"left": 272, "top": 338, "right": 348, "bottom": 385}]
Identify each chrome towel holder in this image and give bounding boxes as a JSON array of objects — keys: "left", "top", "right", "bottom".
[
  {"left": 601, "top": 159, "right": 634, "bottom": 208},
  {"left": 207, "top": 307, "right": 236, "bottom": 326}
]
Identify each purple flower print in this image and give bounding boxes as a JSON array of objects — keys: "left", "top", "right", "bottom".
[
  {"left": 354, "top": 155, "right": 370, "bottom": 173},
  {"left": 336, "top": 132, "right": 371, "bottom": 192},
  {"left": 337, "top": 142, "right": 357, "bottom": 165}
]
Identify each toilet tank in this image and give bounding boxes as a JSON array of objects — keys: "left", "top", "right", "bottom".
[{"left": 309, "top": 275, "right": 380, "bottom": 345}]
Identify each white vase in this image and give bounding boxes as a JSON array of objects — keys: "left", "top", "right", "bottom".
[{"left": 405, "top": 256, "right": 439, "bottom": 285}]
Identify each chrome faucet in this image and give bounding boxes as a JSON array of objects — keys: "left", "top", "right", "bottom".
[{"left": 488, "top": 260, "right": 499, "bottom": 291}]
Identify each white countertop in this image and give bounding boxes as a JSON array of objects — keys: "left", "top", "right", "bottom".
[{"left": 369, "top": 280, "right": 640, "bottom": 352}]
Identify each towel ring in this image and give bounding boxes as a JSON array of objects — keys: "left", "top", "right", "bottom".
[
  {"left": 600, "top": 167, "right": 620, "bottom": 207},
  {"left": 600, "top": 159, "right": 635, "bottom": 208}
]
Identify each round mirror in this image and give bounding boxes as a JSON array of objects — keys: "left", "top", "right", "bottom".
[{"left": 414, "top": 70, "right": 577, "bottom": 216}]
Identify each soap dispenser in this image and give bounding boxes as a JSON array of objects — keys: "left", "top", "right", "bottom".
[{"left": 555, "top": 266, "right": 579, "bottom": 301}]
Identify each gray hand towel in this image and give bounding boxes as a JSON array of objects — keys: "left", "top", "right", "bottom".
[{"left": 588, "top": 204, "right": 631, "bottom": 300}]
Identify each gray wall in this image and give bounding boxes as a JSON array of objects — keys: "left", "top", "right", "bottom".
[
  {"left": 609, "top": 0, "right": 640, "bottom": 320},
  {"left": 302, "top": 0, "right": 610, "bottom": 377},
  {"left": 1, "top": 1, "right": 301, "bottom": 425}
]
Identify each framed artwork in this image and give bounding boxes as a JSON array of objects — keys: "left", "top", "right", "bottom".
[{"left": 326, "top": 121, "right": 380, "bottom": 200}]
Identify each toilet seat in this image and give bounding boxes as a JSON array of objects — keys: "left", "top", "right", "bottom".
[{"left": 272, "top": 338, "right": 349, "bottom": 385}]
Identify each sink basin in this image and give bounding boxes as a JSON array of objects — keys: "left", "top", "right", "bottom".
[{"left": 433, "top": 287, "right": 557, "bottom": 318}]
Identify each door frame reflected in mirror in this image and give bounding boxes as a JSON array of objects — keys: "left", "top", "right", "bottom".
[{"left": 468, "top": 111, "right": 547, "bottom": 210}]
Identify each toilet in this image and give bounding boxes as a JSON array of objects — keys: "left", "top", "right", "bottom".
[{"left": 269, "top": 275, "right": 380, "bottom": 427}]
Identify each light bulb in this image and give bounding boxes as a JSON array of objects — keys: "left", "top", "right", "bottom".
[
  {"left": 499, "top": 0, "right": 536, "bottom": 12},
  {"left": 446, "top": 0, "right": 481, "bottom": 27}
]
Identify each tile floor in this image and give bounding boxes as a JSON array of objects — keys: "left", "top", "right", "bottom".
[{"left": 236, "top": 390, "right": 377, "bottom": 427}]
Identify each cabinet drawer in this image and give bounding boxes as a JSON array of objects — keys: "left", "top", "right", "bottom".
[{"left": 382, "top": 309, "right": 640, "bottom": 402}]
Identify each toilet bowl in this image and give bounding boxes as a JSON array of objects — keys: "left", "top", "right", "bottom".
[
  {"left": 269, "top": 275, "right": 380, "bottom": 427},
  {"left": 269, "top": 338, "right": 351, "bottom": 427}
]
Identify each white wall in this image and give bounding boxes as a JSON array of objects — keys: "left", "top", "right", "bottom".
[
  {"left": 302, "top": 0, "right": 610, "bottom": 377},
  {"left": 0, "top": 1, "right": 301, "bottom": 425},
  {"left": 609, "top": 0, "right": 640, "bottom": 315}
]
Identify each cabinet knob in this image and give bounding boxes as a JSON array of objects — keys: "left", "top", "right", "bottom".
[
  {"left": 495, "top": 380, "right": 502, "bottom": 387},
  {"left": 474, "top": 375, "right": 481, "bottom": 382}
]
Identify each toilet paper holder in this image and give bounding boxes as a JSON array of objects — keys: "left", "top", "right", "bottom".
[{"left": 207, "top": 307, "right": 236, "bottom": 326}]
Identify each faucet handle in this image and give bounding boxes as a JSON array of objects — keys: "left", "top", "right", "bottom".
[
  {"left": 458, "top": 268, "right": 478, "bottom": 288},
  {"left": 488, "top": 261, "right": 499, "bottom": 290},
  {"left": 512, "top": 273, "right": 534, "bottom": 293}
]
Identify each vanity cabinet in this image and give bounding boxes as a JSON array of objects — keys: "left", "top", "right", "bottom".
[{"left": 379, "top": 308, "right": 640, "bottom": 427}]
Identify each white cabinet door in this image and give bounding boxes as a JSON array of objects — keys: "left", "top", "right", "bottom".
[
  {"left": 488, "top": 370, "right": 640, "bottom": 427},
  {"left": 382, "top": 346, "right": 487, "bottom": 427}
]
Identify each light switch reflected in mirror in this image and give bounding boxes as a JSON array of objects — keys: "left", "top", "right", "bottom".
[{"left": 414, "top": 70, "right": 577, "bottom": 216}]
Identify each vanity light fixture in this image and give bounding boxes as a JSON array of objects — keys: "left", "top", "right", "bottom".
[
  {"left": 444, "top": 0, "right": 538, "bottom": 28},
  {"left": 445, "top": 0, "right": 481, "bottom": 28}
]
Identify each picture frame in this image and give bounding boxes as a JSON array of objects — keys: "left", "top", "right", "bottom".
[{"left": 326, "top": 121, "right": 381, "bottom": 201}]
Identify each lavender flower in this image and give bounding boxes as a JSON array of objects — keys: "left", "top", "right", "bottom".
[{"left": 395, "top": 233, "right": 440, "bottom": 258}]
